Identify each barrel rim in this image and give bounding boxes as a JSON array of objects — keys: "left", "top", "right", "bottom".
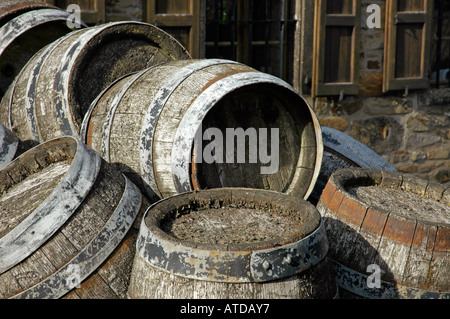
[
  {"left": 52, "top": 20, "right": 192, "bottom": 137},
  {"left": 321, "top": 126, "right": 398, "bottom": 172},
  {"left": 139, "top": 58, "right": 241, "bottom": 200},
  {"left": 323, "top": 167, "right": 450, "bottom": 228},
  {"left": 136, "top": 187, "right": 328, "bottom": 283},
  {"left": 0, "top": 136, "right": 102, "bottom": 274},
  {"left": 170, "top": 69, "right": 323, "bottom": 200},
  {"left": 24, "top": 30, "right": 89, "bottom": 142},
  {"left": 0, "top": 8, "right": 84, "bottom": 57},
  {"left": 0, "top": 1, "right": 60, "bottom": 25},
  {"left": 11, "top": 174, "right": 142, "bottom": 299}
]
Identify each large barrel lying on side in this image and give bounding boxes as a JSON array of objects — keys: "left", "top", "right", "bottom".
[
  {"left": 81, "top": 59, "right": 323, "bottom": 201},
  {"left": 317, "top": 168, "right": 450, "bottom": 299},
  {"left": 309, "top": 127, "right": 397, "bottom": 204},
  {"left": 0, "top": 1, "right": 83, "bottom": 99},
  {"left": 0, "top": 136, "right": 149, "bottom": 299},
  {"left": 128, "top": 188, "right": 337, "bottom": 299},
  {"left": 0, "top": 21, "right": 191, "bottom": 143}
]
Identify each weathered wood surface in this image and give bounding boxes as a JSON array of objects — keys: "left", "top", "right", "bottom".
[
  {"left": 0, "top": 123, "right": 18, "bottom": 169},
  {"left": 317, "top": 168, "right": 450, "bottom": 299},
  {"left": 128, "top": 188, "right": 337, "bottom": 299},
  {"left": 82, "top": 59, "right": 322, "bottom": 202},
  {"left": 0, "top": 136, "right": 148, "bottom": 299},
  {"left": 0, "top": 6, "right": 77, "bottom": 99},
  {"left": 0, "top": 21, "right": 191, "bottom": 143},
  {"left": 309, "top": 126, "right": 397, "bottom": 203}
]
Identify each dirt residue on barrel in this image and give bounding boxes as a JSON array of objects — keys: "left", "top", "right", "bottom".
[
  {"left": 161, "top": 206, "right": 306, "bottom": 245},
  {"left": 348, "top": 185, "right": 450, "bottom": 225}
]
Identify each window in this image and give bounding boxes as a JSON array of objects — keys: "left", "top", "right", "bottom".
[
  {"left": 205, "top": 0, "right": 298, "bottom": 83},
  {"left": 312, "top": 0, "right": 361, "bottom": 97},
  {"left": 145, "top": 0, "right": 201, "bottom": 58},
  {"left": 383, "top": 0, "right": 433, "bottom": 92},
  {"left": 430, "top": 0, "right": 450, "bottom": 88}
]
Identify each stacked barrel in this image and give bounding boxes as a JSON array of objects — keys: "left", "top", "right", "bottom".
[{"left": 0, "top": 1, "right": 448, "bottom": 299}]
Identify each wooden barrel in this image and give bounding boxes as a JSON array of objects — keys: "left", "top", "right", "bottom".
[
  {"left": 0, "top": 136, "right": 149, "bottom": 299},
  {"left": 317, "top": 168, "right": 450, "bottom": 299},
  {"left": 0, "top": 4, "right": 83, "bottom": 99},
  {"left": 0, "top": 21, "right": 191, "bottom": 144},
  {"left": 128, "top": 188, "right": 337, "bottom": 299},
  {"left": 309, "top": 127, "right": 397, "bottom": 204},
  {"left": 81, "top": 59, "right": 323, "bottom": 202}
]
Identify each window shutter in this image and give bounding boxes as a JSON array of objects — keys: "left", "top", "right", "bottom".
[
  {"left": 312, "top": 0, "right": 361, "bottom": 97},
  {"left": 145, "top": 0, "right": 200, "bottom": 58},
  {"left": 383, "top": 0, "right": 433, "bottom": 92}
]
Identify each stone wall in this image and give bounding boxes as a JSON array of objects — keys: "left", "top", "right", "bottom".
[
  {"left": 314, "top": 0, "right": 450, "bottom": 187},
  {"left": 315, "top": 89, "right": 450, "bottom": 187}
]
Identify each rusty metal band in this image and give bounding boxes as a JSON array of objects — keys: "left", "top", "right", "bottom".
[
  {"left": 139, "top": 59, "right": 239, "bottom": 200},
  {"left": 0, "top": 9, "right": 73, "bottom": 57},
  {"left": 12, "top": 175, "right": 142, "bottom": 299},
  {"left": 0, "top": 124, "right": 18, "bottom": 169},
  {"left": 171, "top": 71, "right": 318, "bottom": 195},
  {"left": 322, "top": 127, "right": 397, "bottom": 172},
  {"left": 136, "top": 213, "right": 328, "bottom": 283},
  {"left": 0, "top": 138, "right": 102, "bottom": 275},
  {"left": 332, "top": 260, "right": 450, "bottom": 299},
  {"left": 79, "top": 71, "right": 139, "bottom": 144},
  {"left": 100, "top": 69, "right": 148, "bottom": 162}
]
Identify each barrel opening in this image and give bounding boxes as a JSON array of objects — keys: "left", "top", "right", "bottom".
[
  {"left": 69, "top": 24, "right": 187, "bottom": 124},
  {"left": 147, "top": 188, "right": 320, "bottom": 252},
  {"left": 0, "top": 21, "right": 73, "bottom": 98},
  {"left": 0, "top": 138, "right": 77, "bottom": 239},
  {"left": 0, "top": 138, "right": 76, "bottom": 191},
  {"left": 190, "top": 83, "right": 318, "bottom": 197}
]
